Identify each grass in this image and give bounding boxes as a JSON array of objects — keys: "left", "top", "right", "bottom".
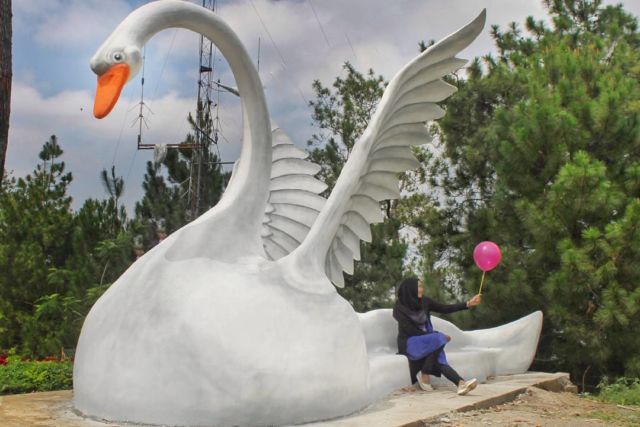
[
  {"left": 582, "top": 409, "right": 640, "bottom": 426},
  {"left": 597, "top": 377, "right": 640, "bottom": 406},
  {"left": 578, "top": 377, "right": 640, "bottom": 426}
]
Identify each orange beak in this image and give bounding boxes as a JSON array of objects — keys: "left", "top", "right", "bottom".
[{"left": 93, "top": 63, "right": 130, "bottom": 119}]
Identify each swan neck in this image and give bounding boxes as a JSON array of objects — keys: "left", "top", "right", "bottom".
[{"left": 121, "top": 0, "right": 271, "bottom": 256}]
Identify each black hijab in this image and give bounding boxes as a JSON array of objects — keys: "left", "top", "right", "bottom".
[{"left": 395, "top": 277, "right": 427, "bottom": 326}]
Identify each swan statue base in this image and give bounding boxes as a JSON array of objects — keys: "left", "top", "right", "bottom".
[
  {"left": 75, "top": 261, "right": 542, "bottom": 426},
  {"left": 75, "top": 1, "right": 543, "bottom": 426},
  {"left": 73, "top": 243, "right": 542, "bottom": 427}
]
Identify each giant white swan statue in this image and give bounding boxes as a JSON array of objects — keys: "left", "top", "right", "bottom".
[{"left": 74, "top": 1, "right": 542, "bottom": 426}]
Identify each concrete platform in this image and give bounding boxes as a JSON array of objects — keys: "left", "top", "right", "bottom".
[
  {"left": 306, "top": 372, "right": 571, "bottom": 427},
  {"left": 0, "top": 372, "right": 571, "bottom": 427}
]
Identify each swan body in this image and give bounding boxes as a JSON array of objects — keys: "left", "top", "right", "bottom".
[
  {"left": 74, "top": 242, "right": 369, "bottom": 425},
  {"left": 74, "top": 2, "right": 541, "bottom": 426}
]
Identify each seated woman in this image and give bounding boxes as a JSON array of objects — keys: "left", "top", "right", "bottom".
[{"left": 393, "top": 277, "right": 481, "bottom": 395}]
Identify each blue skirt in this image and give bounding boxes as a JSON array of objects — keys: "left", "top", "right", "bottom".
[{"left": 406, "top": 332, "right": 449, "bottom": 365}]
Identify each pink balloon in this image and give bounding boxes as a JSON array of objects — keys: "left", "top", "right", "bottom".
[{"left": 473, "top": 241, "right": 502, "bottom": 272}]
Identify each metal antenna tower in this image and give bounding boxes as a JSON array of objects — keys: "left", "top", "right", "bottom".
[
  {"left": 187, "top": 0, "right": 217, "bottom": 219},
  {"left": 134, "top": 47, "right": 152, "bottom": 150}
]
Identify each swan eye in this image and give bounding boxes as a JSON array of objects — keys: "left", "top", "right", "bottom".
[{"left": 112, "top": 52, "right": 125, "bottom": 63}]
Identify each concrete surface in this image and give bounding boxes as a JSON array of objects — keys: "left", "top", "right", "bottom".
[
  {"left": 305, "top": 372, "right": 571, "bottom": 427},
  {"left": 0, "top": 372, "right": 570, "bottom": 427}
]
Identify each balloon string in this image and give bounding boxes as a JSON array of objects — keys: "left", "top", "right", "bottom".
[{"left": 478, "top": 271, "right": 486, "bottom": 295}]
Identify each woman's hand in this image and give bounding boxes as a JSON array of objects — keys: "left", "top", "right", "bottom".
[{"left": 467, "top": 294, "right": 482, "bottom": 308}]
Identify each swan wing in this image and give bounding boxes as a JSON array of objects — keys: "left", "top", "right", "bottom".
[
  {"left": 261, "top": 128, "right": 328, "bottom": 260},
  {"left": 282, "top": 10, "right": 486, "bottom": 291}
]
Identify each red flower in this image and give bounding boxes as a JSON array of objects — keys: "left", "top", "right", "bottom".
[{"left": 0, "top": 355, "right": 7, "bottom": 366}]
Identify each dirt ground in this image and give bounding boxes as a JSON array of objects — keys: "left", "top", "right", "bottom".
[
  {"left": 424, "top": 387, "right": 640, "bottom": 427},
  {"left": 1, "top": 385, "right": 639, "bottom": 426}
]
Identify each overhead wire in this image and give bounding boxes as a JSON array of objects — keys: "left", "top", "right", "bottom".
[
  {"left": 151, "top": 28, "right": 179, "bottom": 100},
  {"left": 345, "top": 33, "right": 360, "bottom": 64},
  {"left": 306, "top": 0, "right": 331, "bottom": 48},
  {"left": 248, "top": 0, "right": 287, "bottom": 67},
  {"left": 109, "top": 84, "right": 136, "bottom": 167},
  {"left": 247, "top": 0, "right": 307, "bottom": 106},
  {"left": 121, "top": 0, "right": 340, "bottom": 199},
  {"left": 125, "top": 145, "right": 139, "bottom": 185}
]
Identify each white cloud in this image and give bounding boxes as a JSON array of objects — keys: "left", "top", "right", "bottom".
[
  {"left": 7, "top": 79, "right": 242, "bottom": 213},
  {"left": 12, "top": 0, "right": 63, "bottom": 25},
  {"left": 28, "top": 0, "right": 132, "bottom": 49},
  {"left": 0, "top": 0, "right": 558, "bottom": 213},
  {"left": 8, "top": 0, "right": 640, "bottom": 213},
  {"left": 199, "top": 0, "right": 551, "bottom": 139}
]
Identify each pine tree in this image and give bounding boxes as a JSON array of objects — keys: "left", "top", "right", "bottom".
[
  {"left": 0, "top": 136, "right": 136, "bottom": 356},
  {"left": 100, "top": 165, "right": 126, "bottom": 235},
  {"left": 79, "top": 164, "right": 136, "bottom": 294},
  {"left": 135, "top": 160, "right": 184, "bottom": 248},
  {"left": 414, "top": 0, "right": 640, "bottom": 386},
  {"left": 0, "top": 136, "right": 78, "bottom": 355},
  {"left": 307, "top": 63, "right": 407, "bottom": 311}
]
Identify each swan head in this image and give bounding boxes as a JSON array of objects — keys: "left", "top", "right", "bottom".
[{"left": 90, "top": 39, "right": 142, "bottom": 119}]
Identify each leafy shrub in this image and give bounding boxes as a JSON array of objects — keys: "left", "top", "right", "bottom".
[
  {"left": 597, "top": 377, "right": 640, "bottom": 406},
  {"left": 0, "top": 357, "right": 73, "bottom": 395}
]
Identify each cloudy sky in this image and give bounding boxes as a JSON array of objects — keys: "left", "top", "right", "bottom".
[{"left": 8, "top": 0, "right": 640, "bottom": 213}]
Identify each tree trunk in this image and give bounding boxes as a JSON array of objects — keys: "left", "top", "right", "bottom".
[{"left": 0, "top": 0, "right": 12, "bottom": 183}]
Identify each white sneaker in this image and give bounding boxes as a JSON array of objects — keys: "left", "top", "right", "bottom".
[
  {"left": 415, "top": 372, "right": 434, "bottom": 391},
  {"left": 457, "top": 378, "right": 478, "bottom": 395}
]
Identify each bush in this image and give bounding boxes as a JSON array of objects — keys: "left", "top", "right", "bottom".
[
  {"left": 597, "top": 377, "right": 640, "bottom": 407},
  {"left": 0, "top": 356, "right": 73, "bottom": 395}
]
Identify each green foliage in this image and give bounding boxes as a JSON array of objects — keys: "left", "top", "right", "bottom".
[
  {"left": 308, "top": 62, "right": 387, "bottom": 192},
  {"left": 413, "top": 0, "right": 640, "bottom": 385},
  {"left": 307, "top": 63, "right": 406, "bottom": 310},
  {"left": 0, "top": 109, "right": 228, "bottom": 357},
  {"left": 0, "top": 0, "right": 638, "bottom": 393},
  {"left": 0, "top": 136, "right": 135, "bottom": 357},
  {"left": 100, "top": 165, "right": 126, "bottom": 235},
  {"left": 0, "top": 359, "right": 73, "bottom": 395},
  {"left": 597, "top": 377, "right": 640, "bottom": 406},
  {"left": 339, "top": 217, "right": 407, "bottom": 311},
  {"left": 579, "top": 409, "right": 640, "bottom": 426}
]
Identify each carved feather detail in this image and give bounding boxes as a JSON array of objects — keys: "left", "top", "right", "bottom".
[{"left": 262, "top": 128, "right": 327, "bottom": 260}]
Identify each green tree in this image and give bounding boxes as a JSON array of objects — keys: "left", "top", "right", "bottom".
[
  {"left": 307, "top": 62, "right": 407, "bottom": 311},
  {"left": 0, "top": 136, "right": 136, "bottom": 356},
  {"left": 0, "top": 136, "right": 78, "bottom": 355},
  {"left": 100, "top": 165, "right": 126, "bottom": 235},
  {"left": 135, "top": 159, "right": 184, "bottom": 248},
  {"left": 414, "top": 0, "right": 640, "bottom": 387},
  {"left": 81, "top": 164, "right": 135, "bottom": 290}
]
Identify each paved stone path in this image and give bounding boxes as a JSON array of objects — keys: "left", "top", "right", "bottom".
[{"left": 0, "top": 372, "right": 570, "bottom": 427}]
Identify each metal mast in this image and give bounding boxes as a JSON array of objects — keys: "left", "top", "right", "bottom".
[{"left": 188, "top": 0, "right": 217, "bottom": 219}]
